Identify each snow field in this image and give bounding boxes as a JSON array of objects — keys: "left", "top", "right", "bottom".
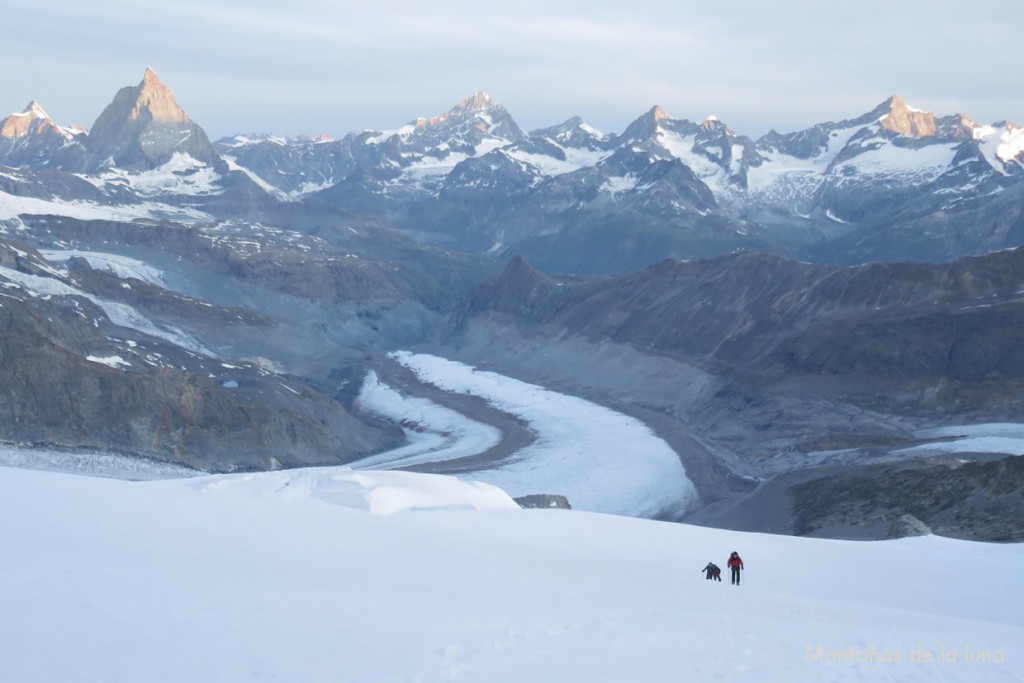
[{"left": 0, "top": 464, "right": 1020, "bottom": 683}]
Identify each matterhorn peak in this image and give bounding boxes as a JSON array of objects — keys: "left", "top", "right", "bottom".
[
  {"left": 79, "top": 67, "right": 220, "bottom": 172},
  {"left": 127, "top": 67, "right": 189, "bottom": 124}
]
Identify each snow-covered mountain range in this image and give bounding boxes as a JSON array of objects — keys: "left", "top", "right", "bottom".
[
  {"left": 233, "top": 91, "right": 1024, "bottom": 271},
  {"left": 3, "top": 70, "right": 1023, "bottom": 272}
]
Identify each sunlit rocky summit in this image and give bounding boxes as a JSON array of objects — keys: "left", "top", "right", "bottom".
[{"left": 77, "top": 66, "right": 222, "bottom": 172}]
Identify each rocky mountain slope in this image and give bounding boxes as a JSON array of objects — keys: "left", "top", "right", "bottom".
[
  {"left": 788, "top": 455, "right": 1024, "bottom": 542},
  {"left": 438, "top": 251, "right": 1024, "bottom": 539},
  {"left": 450, "top": 249, "right": 1024, "bottom": 407},
  {"left": 0, "top": 207, "right": 495, "bottom": 471},
  {"left": 0, "top": 238, "right": 401, "bottom": 470}
]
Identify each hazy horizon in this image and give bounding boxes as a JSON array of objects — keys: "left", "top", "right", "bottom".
[{"left": 3, "top": 0, "right": 1021, "bottom": 140}]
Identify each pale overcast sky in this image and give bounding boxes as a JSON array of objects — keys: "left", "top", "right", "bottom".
[{"left": 3, "top": 0, "right": 1021, "bottom": 140}]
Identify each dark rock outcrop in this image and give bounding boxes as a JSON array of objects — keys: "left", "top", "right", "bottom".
[
  {"left": 790, "top": 456, "right": 1024, "bottom": 542},
  {"left": 887, "top": 514, "right": 932, "bottom": 539},
  {"left": 0, "top": 290, "right": 398, "bottom": 471},
  {"left": 515, "top": 494, "right": 572, "bottom": 510}
]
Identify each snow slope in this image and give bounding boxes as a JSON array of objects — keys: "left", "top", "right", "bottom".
[
  {"left": 0, "top": 188, "right": 211, "bottom": 223},
  {"left": 1, "top": 464, "right": 1020, "bottom": 683},
  {"left": 974, "top": 123, "right": 1024, "bottom": 175}
]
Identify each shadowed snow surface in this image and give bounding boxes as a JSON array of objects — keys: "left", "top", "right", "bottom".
[{"left": 1, "top": 465, "right": 1022, "bottom": 683}]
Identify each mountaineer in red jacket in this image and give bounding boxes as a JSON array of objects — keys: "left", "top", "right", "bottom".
[{"left": 727, "top": 551, "right": 744, "bottom": 585}]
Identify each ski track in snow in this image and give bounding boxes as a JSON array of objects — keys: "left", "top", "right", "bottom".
[{"left": 352, "top": 352, "right": 696, "bottom": 519}]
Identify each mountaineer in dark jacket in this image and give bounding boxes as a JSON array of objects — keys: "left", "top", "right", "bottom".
[{"left": 702, "top": 562, "right": 722, "bottom": 581}]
